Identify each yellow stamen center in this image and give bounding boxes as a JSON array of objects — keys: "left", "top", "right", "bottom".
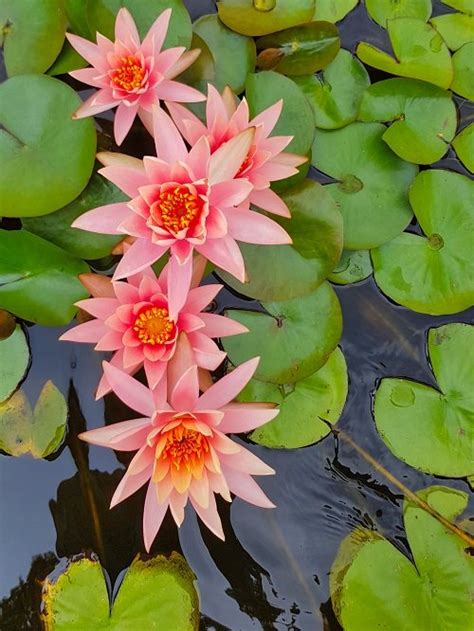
[
  {"left": 133, "top": 306, "right": 174, "bottom": 345},
  {"left": 162, "top": 424, "right": 209, "bottom": 472},
  {"left": 155, "top": 186, "right": 203, "bottom": 234},
  {"left": 112, "top": 55, "right": 145, "bottom": 91}
]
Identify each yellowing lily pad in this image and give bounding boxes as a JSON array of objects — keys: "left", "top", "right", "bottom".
[
  {"left": 357, "top": 18, "right": 453, "bottom": 88},
  {"left": 372, "top": 170, "right": 474, "bottom": 315},
  {"left": 374, "top": 323, "right": 473, "bottom": 478},
  {"left": 365, "top": 0, "right": 432, "bottom": 27},
  {"left": 328, "top": 250, "right": 372, "bottom": 285},
  {"left": 442, "top": 0, "right": 473, "bottom": 11},
  {"left": 313, "top": 0, "right": 358, "bottom": 23},
  {"left": 453, "top": 123, "right": 474, "bottom": 172},
  {"left": 431, "top": 12, "right": 474, "bottom": 51},
  {"left": 312, "top": 122, "right": 418, "bottom": 250},
  {"left": 0, "top": 325, "right": 29, "bottom": 403},
  {"left": 451, "top": 41, "right": 474, "bottom": 99}
]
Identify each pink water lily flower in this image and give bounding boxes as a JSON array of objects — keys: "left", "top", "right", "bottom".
[
  {"left": 66, "top": 8, "right": 205, "bottom": 145},
  {"left": 167, "top": 84, "right": 308, "bottom": 218},
  {"left": 73, "top": 107, "right": 291, "bottom": 281},
  {"left": 79, "top": 358, "right": 277, "bottom": 549},
  {"left": 60, "top": 257, "right": 247, "bottom": 396}
]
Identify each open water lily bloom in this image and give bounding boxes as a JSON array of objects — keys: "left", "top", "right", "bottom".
[
  {"left": 79, "top": 358, "right": 278, "bottom": 550},
  {"left": 66, "top": 8, "right": 204, "bottom": 145},
  {"left": 73, "top": 107, "right": 291, "bottom": 281}
]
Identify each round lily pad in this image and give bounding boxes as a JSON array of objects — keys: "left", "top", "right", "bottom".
[
  {"left": 357, "top": 18, "right": 453, "bottom": 89},
  {"left": 294, "top": 49, "right": 370, "bottom": 130},
  {"left": 312, "top": 122, "right": 418, "bottom": 250},
  {"left": 223, "top": 282, "right": 342, "bottom": 384},
  {"left": 238, "top": 348, "right": 348, "bottom": 448},
  {"left": 452, "top": 123, "right": 474, "bottom": 173},
  {"left": 328, "top": 250, "right": 372, "bottom": 285},
  {"left": 374, "top": 323, "right": 473, "bottom": 478},
  {"left": 313, "top": 0, "right": 358, "bottom": 23},
  {"left": 64, "top": 0, "right": 92, "bottom": 38},
  {"left": 358, "top": 78, "right": 457, "bottom": 164},
  {"left": 0, "top": 75, "right": 96, "bottom": 217},
  {"left": 372, "top": 170, "right": 474, "bottom": 315},
  {"left": 0, "top": 325, "right": 29, "bottom": 403},
  {"left": 431, "top": 12, "right": 474, "bottom": 51},
  {"left": 0, "top": 0, "right": 66, "bottom": 76},
  {"left": 217, "top": 180, "right": 343, "bottom": 301},
  {"left": 365, "top": 0, "right": 432, "bottom": 27},
  {"left": 451, "top": 42, "right": 474, "bottom": 100},
  {"left": 216, "top": 0, "right": 316, "bottom": 37}
]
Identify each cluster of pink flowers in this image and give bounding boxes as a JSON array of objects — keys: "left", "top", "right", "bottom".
[{"left": 62, "top": 8, "right": 306, "bottom": 550}]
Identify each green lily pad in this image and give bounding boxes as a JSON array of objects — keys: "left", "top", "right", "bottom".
[
  {"left": 331, "top": 486, "right": 474, "bottom": 631},
  {"left": 87, "top": 0, "right": 192, "bottom": 48},
  {"left": 312, "top": 122, "right": 418, "bottom": 250},
  {"left": 0, "top": 325, "right": 29, "bottom": 403},
  {"left": 372, "top": 169, "right": 474, "bottom": 315},
  {"left": 64, "top": 0, "right": 93, "bottom": 38},
  {"left": 357, "top": 18, "right": 453, "bottom": 88},
  {"left": 442, "top": 0, "right": 473, "bottom": 12},
  {"left": 374, "top": 323, "right": 473, "bottom": 478},
  {"left": 218, "top": 180, "right": 343, "bottom": 301},
  {"left": 223, "top": 282, "right": 342, "bottom": 384},
  {"left": 239, "top": 348, "right": 347, "bottom": 448},
  {"left": 453, "top": 123, "right": 474, "bottom": 172},
  {"left": 193, "top": 14, "right": 256, "bottom": 93},
  {"left": 313, "top": 0, "right": 358, "bottom": 23},
  {"left": 329, "top": 250, "right": 372, "bottom": 285},
  {"left": 42, "top": 553, "right": 199, "bottom": 629},
  {"left": 0, "top": 75, "right": 96, "bottom": 218},
  {"left": 23, "top": 174, "right": 126, "bottom": 261},
  {"left": 358, "top": 78, "right": 457, "bottom": 164},
  {"left": 0, "top": 230, "right": 89, "bottom": 326},
  {"left": 451, "top": 42, "right": 474, "bottom": 99},
  {"left": 293, "top": 49, "right": 370, "bottom": 130},
  {"left": 216, "top": 0, "right": 315, "bottom": 37},
  {"left": 0, "top": 0, "right": 66, "bottom": 76},
  {"left": 256, "top": 21, "right": 340, "bottom": 76},
  {"left": 365, "top": 0, "right": 432, "bottom": 27},
  {"left": 178, "top": 33, "right": 216, "bottom": 101},
  {"left": 0, "top": 381, "right": 67, "bottom": 458},
  {"left": 431, "top": 12, "right": 474, "bottom": 51}
]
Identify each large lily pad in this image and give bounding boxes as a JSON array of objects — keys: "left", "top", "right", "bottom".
[
  {"left": 313, "top": 0, "right": 358, "bottom": 23},
  {"left": 356, "top": 18, "right": 453, "bottom": 88},
  {"left": 328, "top": 250, "right": 372, "bottom": 285},
  {"left": 0, "top": 75, "right": 96, "bottom": 218},
  {"left": 42, "top": 553, "right": 199, "bottom": 629},
  {"left": 365, "top": 0, "right": 431, "bottom": 27},
  {"left": 217, "top": 180, "right": 343, "bottom": 301},
  {"left": 0, "top": 381, "right": 67, "bottom": 458},
  {"left": 216, "top": 0, "right": 316, "bottom": 37},
  {"left": 294, "top": 49, "right": 370, "bottom": 130},
  {"left": 451, "top": 42, "right": 474, "bottom": 99},
  {"left": 239, "top": 348, "right": 347, "bottom": 448},
  {"left": 453, "top": 123, "right": 474, "bottom": 172},
  {"left": 223, "top": 282, "right": 342, "bottom": 384},
  {"left": 358, "top": 78, "right": 457, "bottom": 164},
  {"left": 0, "top": 325, "right": 29, "bottom": 403},
  {"left": 331, "top": 486, "right": 474, "bottom": 631},
  {"left": 0, "top": 0, "right": 66, "bottom": 76},
  {"left": 431, "top": 12, "right": 474, "bottom": 51},
  {"left": 312, "top": 122, "right": 418, "bottom": 250},
  {"left": 372, "top": 170, "right": 474, "bottom": 315},
  {"left": 64, "top": 0, "right": 92, "bottom": 38},
  {"left": 0, "top": 230, "right": 89, "bottom": 326},
  {"left": 373, "top": 323, "right": 473, "bottom": 478},
  {"left": 178, "top": 33, "right": 216, "bottom": 99}
]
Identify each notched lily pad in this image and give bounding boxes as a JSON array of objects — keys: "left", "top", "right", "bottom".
[
  {"left": 0, "top": 324, "right": 29, "bottom": 403},
  {"left": 329, "top": 250, "right": 372, "bottom": 285},
  {"left": 365, "top": 0, "right": 432, "bottom": 28},
  {"left": 451, "top": 41, "right": 474, "bottom": 99},
  {"left": 313, "top": 0, "right": 358, "bottom": 23},
  {"left": 431, "top": 12, "right": 474, "bottom": 51},
  {"left": 452, "top": 123, "right": 474, "bottom": 172}
]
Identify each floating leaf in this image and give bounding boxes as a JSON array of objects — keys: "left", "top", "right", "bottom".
[
  {"left": 358, "top": 78, "right": 456, "bottom": 164},
  {"left": 328, "top": 250, "right": 372, "bottom": 285},
  {"left": 442, "top": 0, "right": 473, "bottom": 11},
  {"left": 313, "top": 0, "right": 358, "bottom": 23},
  {"left": 0, "top": 325, "right": 29, "bottom": 403},
  {"left": 0, "top": 230, "right": 89, "bottom": 326},
  {"left": 0, "top": 381, "right": 67, "bottom": 458},
  {"left": 431, "top": 12, "right": 474, "bottom": 51},
  {"left": 0, "top": 75, "right": 96, "bottom": 218},
  {"left": 256, "top": 21, "right": 340, "bottom": 75},
  {"left": 374, "top": 323, "right": 473, "bottom": 478},
  {"left": 453, "top": 123, "right": 474, "bottom": 173},
  {"left": 294, "top": 49, "right": 370, "bottom": 129},
  {"left": 312, "top": 122, "right": 418, "bottom": 250},
  {"left": 42, "top": 553, "right": 199, "bottom": 630},
  {"left": 216, "top": 0, "right": 316, "bottom": 37},
  {"left": 217, "top": 180, "right": 343, "bottom": 301},
  {"left": 0, "top": 0, "right": 66, "bottom": 76},
  {"left": 365, "top": 0, "right": 431, "bottom": 27},
  {"left": 223, "top": 282, "right": 342, "bottom": 384},
  {"left": 357, "top": 18, "right": 453, "bottom": 88},
  {"left": 331, "top": 486, "right": 474, "bottom": 631},
  {"left": 372, "top": 170, "right": 474, "bottom": 315},
  {"left": 64, "top": 0, "right": 93, "bottom": 38},
  {"left": 451, "top": 41, "right": 474, "bottom": 99},
  {"left": 239, "top": 348, "right": 347, "bottom": 448}
]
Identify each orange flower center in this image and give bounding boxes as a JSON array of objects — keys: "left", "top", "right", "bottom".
[
  {"left": 155, "top": 186, "right": 203, "bottom": 234},
  {"left": 162, "top": 424, "right": 209, "bottom": 471},
  {"left": 133, "top": 306, "right": 175, "bottom": 345},
  {"left": 112, "top": 55, "right": 145, "bottom": 91}
]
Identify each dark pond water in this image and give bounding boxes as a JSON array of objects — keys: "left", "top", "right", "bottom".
[{"left": 0, "top": 1, "right": 473, "bottom": 630}]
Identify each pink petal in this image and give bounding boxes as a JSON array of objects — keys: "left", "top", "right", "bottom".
[
  {"left": 79, "top": 417, "right": 152, "bottom": 450},
  {"left": 189, "top": 471, "right": 210, "bottom": 509},
  {"left": 143, "top": 156, "right": 172, "bottom": 182},
  {"left": 113, "top": 280, "right": 139, "bottom": 304},
  {"left": 102, "top": 361, "right": 155, "bottom": 416},
  {"left": 66, "top": 33, "right": 106, "bottom": 69},
  {"left": 73, "top": 90, "right": 118, "bottom": 118},
  {"left": 72, "top": 203, "right": 131, "bottom": 235},
  {"left": 167, "top": 254, "right": 192, "bottom": 321},
  {"left": 155, "top": 80, "right": 205, "bottom": 103},
  {"left": 128, "top": 444, "right": 155, "bottom": 475},
  {"left": 191, "top": 492, "right": 225, "bottom": 540},
  {"left": 272, "top": 152, "right": 308, "bottom": 167},
  {"left": 95, "top": 330, "right": 124, "bottom": 351},
  {"left": 196, "top": 235, "right": 245, "bottom": 282},
  {"left": 144, "top": 358, "right": 167, "bottom": 389},
  {"left": 221, "top": 446, "right": 275, "bottom": 476},
  {"left": 205, "top": 207, "right": 228, "bottom": 240},
  {"left": 259, "top": 135, "right": 293, "bottom": 156},
  {"left": 95, "top": 348, "right": 126, "bottom": 399},
  {"left": 219, "top": 405, "right": 279, "bottom": 433},
  {"left": 154, "top": 46, "right": 186, "bottom": 74},
  {"left": 152, "top": 106, "right": 188, "bottom": 163},
  {"left": 143, "top": 482, "right": 169, "bottom": 551},
  {"left": 254, "top": 161, "right": 299, "bottom": 182},
  {"left": 183, "top": 284, "right": 221, "bottom": 313},
  {"left": 185, "top": 135, "right": 211, "bottom": 180},
  {"left": 114, "top": 102, "right": 139, "bottom": 145},
  {"left": 166, "top": 101, "right": 205, "bottom": 145},
  {"left": 188, "top": 332, "right": 226, "bottom": 370},
  {"left": 170, "top": 365, "right": 199, "bottom": 411},
  {"left": 198, "top": 312, "right": 248, "bottom": 337},
  {"left": 223, "top": 467, "right": 275, "bottom": 508},
  {"left": 69, "top": 68, "right": 107, "bottom": 88},
  {"left": 115, "top": 8, "right": 140, "bottom": 45},
  {"left": 209, "top": 179, "right": 253, "bottom": 208},
  {"left": 141, "top": 8, "right": 172, "bottom": 57},
  {"left": 99, "top": 164, "right": 147, "bottom": 198},
  {"left": 110, "top": 460, "right": 153, "bottom": 508},
  {"left": 74, "top": 297, "right": 117, "bottom": 320},
  {"left": 123, "top": 344, "right": 144, "bottom": 369},
  {"left": 249, "top": 188, "right": 291, "bottom": 218},
  {"left": 178, "top": 312, "right": 205, "bottom": 333},
  {"left": 59, "top": 319, "right": 107, "bottom": 343},
  {"left": 250, "top": 100, "right": 283, "bottom": 137},
  {"left": 169, "top": 489, "right": 188, "bottom": 526},
  {"left": 208, "top": 128, "right": 256, "bottom": 185},
  {"left": 225, "top": 208, "right": 291, "bottom": 245},
  {"left": 113, "top": 239, "right": 168, "bottom": 280},
  {"left": 166, "top": 332, "right": 193, "bottom": 395},
  {"left": 164, "top": 48, "right": 202, "bottom": 80},
  {"left": 206, "top": 84, "right": 230, "bottom": 136},
  {"left": 79, "top": 273, "right": 115, "bottom": 298},
  {"left": 170, "top": 240, "right": 193, "bottom": 265},
  {"left": 196, "top": 357, "right": 260, "bottom": 410}
]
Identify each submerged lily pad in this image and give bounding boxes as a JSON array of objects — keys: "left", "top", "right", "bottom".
[
  {"left": 372, "top": 170, "right": 474, "bottom": 315},
  {"left": 313, "top": 0, "right": 358, "bottom": 23},
  {"left": 358, "top": 78, "right": 457, "bottom": 164},
  {"left": 357, "top": 18, "right": 453, "bottom": 88},
  {"left": 329, "top": 250, "right": 372, "bottom": 285},
  {"left": 312, "top": 122, "right": 418, "bottom": 250},
  {"left": 42, "top": 553, "right": 199, "bottom": 629},
  {"left": 374, "top": 323, "right": 473, "bottom": 478},
  {"left": 294, "top": 49, "right": 370, "bottom": 129},
  {"left": 0, "top": 325, "right": 29, "bottom": 403},
  {"left": 452, "top": 123, "right": 474, "bottom": 172},
  {"left": 431, "top": 12, "right": 474, "bottom": 51},
  {"left": 223, "top": 282, "right": 342, "bottom": 384},
  {"left": 331, "top": 486, "right": 474, "bottom": 631},
  {"left": 239, "top": 348, "right": 347, "bottom": 448},
  {"left": 365, "top": 0, "right": 431, "bottom": 27},
  {"left": 451, "top": 42, "right": 474, "bottom": 99},
  {"left": 0, "top": 75, "right": 96, "bottom": 217}
]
